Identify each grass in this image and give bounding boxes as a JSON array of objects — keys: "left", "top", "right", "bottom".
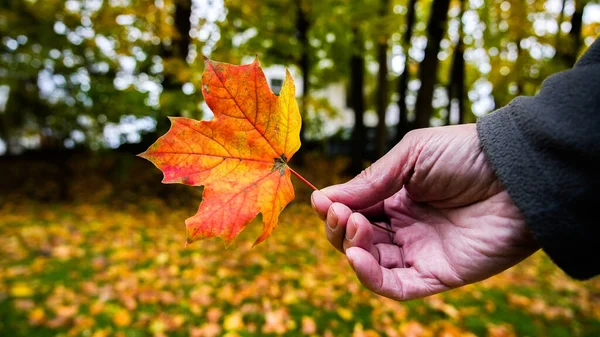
[
  {"left": 1, "top": 198, "right": 599, "bottom": 337},
  {"left": 0, "top": 153, "right": 599, "bottom": 336}
]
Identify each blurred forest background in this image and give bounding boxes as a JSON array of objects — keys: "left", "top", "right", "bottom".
[{"left": 1, "top": 0, "right": 600, "bottom": 336}]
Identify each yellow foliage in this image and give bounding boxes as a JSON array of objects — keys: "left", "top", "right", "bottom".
[
  {"left": 336, "top": 307, "right": 354, "bottom": 321},
  {"left": 10, "top": 283, "right": 33, "bottom": 297},
  {"left": 113, "top": 309, "right": 132, "bottom": 327},
  {"left": 398, "top": 320, "right": 432, "bottom": 337},
  {"left": 223, "top": 312, "right": 244, "bottom": 331},
  {"left": 28, "top": 307, "right": 45, "bottom": 325},
  {"left": 1, "top": 167, "right": 600, "bottom": 336},
  {"left": 486, "top": 323, "right": 516, "bottom": 337}
]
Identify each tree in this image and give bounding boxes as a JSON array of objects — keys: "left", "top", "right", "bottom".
[
  {"left": 157, "top": 0, "right": 194, "bottom": 134},
  {"left": 375, "top": 0, "right": 391, "bottom": 158},
  {"left": 414, "top": 0, "right": 451, "bottom": 128},
  {"left": 446, "top": 0, "right": 466, "bottom": 125},
  {"left": 3, "top": 0, "right": 599, "bottom": 158},
  {"left": 562, "top": 0, "right": 587, "bottom": 66},
  {"left": 554, "top": 0, "right": 568, "bottom": 56},
  {"left": 0, "top": 0, "right": 202, "bottom": 153},
  {"left": 295, "top": 0, "right": 311, "bottom": 164},
  {"left": 348, "top": 27, "right": 367, "bottom": 175},
  {"left": 396, "top": 0, "right": 418, "bottom": 142}
]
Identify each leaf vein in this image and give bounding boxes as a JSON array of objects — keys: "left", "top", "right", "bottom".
[
  {"left": 207, "top": 60, "right": 279, "bottom": 157},
  {"left": 145, "top": 151, "right": 271, "bottom": 164},
  {"left": 191, "top": 170, "right": 276, "bottom": 238}
]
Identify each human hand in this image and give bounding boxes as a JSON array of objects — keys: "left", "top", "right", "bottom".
[{"left": 311, "top": 124, "right": 540, "bottom": 301}]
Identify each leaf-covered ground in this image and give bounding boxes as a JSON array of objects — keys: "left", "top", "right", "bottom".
[{"left": 1, "top": 154, "right": 599, "bottom": 337}]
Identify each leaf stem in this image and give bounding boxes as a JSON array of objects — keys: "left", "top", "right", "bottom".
[
  {"left": 287, "top": 165, "right": 394, "bottom": 234},
  {"left": 288, "top": 166, "right": 318, "bottom": 191},
  {"left": 365, "top": 222, "right": 395, "bottom": 234}
]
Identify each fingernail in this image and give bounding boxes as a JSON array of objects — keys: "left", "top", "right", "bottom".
[
  {"left": 326, "top": 207, "right": 338, "bottom": 230},
  {"left": 310, "top": 193, "right": 318, "bottom": 213},
  {"left": 311, "top": 191, "right": 328, "bottom": 220},
  {"left": 346, "top": 215, "right": 357, "bottom": 240}
]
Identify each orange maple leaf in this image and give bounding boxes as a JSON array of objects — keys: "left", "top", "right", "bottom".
[{"left": 139, "top": 57, "right": 305, "bottom": 246}]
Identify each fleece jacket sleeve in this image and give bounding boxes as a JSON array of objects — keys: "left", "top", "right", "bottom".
[{"left": 476, "top": 38, "right": 600, "bottom": 280}]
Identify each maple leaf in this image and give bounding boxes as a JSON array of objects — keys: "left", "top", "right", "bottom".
[{"left": 139, "top": 57, "right": 302, "bottom": 246}]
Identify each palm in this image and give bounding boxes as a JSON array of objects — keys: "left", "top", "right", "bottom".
[
  {"left": 374, "top": 189, "right": 536, "bottom": 297},
  {"left": 312, "top": 124, "right": 539, "bottom": 301}
]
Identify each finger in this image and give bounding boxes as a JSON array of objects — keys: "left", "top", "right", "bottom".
[
  {"left": 325, "top": 202, "right": 352, "bottom": 253},
  {"left": 311, "top": 190, "right": 332, "bottom": 220},
  {"left": 320, "top": 139, "right": 418, "bottom": 210},
  {"left": 374, "top": 243, "right": 405, "bottom": 269},
  {"left": 384, "top": 189, "right": 420, "bottom": 229},
  {"left": 346, "top": 247, "right": 448, "bottom": 301},
  {"left": 342, "top": 213, "right": 380, "bottom": 261},
  {"left": 343, "top": 211, "right": 394, "bottom": 246},
  {"left": 343, "top": 213, "right": 401, "bottom": 267},
  {"left": 351, "top": 201, "right": 397, "bottom": 241}
]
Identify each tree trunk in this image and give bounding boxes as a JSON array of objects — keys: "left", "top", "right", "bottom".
[
  {"left": 375, "top": 0, "right": 390, "bottom": 158},
  {"left": 414, "top": 0, "right": 451, "bottom": 129},
  {"left": 174, "top": 0, "right": 192, "bottom": 61},
  {"left": 555, "top": 0, "right": 586, "bottom": 68},
  {"left": 161, "top": 0, "right": 192, "bottom": 91},
  {"left": 456, "top": 48, "right": 465, "bottom": 124},
  {"left": 396, "top": 0, "right": 418, "bottom": 142},
  {"left": 156, "top": 0, "right": 192, "bottom": 135},
  {"left": 295, "top": 0, "right": 310, "bottom": 165},
  {"left": 347, "top": 28, "right": 367, "bottom": 175},
  {"left": 446, "top": 0, "right": 466, "bottom": 125},
  {"left": 568, "top": 0, "right": 585, "bottom": 66},
  {"left": 515, "top": 35, "right": 524, "bottom": 96}
]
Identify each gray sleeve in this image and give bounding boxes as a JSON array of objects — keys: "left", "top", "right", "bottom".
[{"left": 476, "top": 38, "right": 600, "bottom": 280}]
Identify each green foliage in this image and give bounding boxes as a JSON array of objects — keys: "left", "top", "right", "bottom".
[
  {"left": 0, "top": 0, "right": 201, "bottom": 150},
  {"left": 1, "top": 0, "right": 599, "bottom": 153}
]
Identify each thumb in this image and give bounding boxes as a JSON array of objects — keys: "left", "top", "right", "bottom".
[{"left": 321, "top": 138, "right": 417, "bottom": 210}]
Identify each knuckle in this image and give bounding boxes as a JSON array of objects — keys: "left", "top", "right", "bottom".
[
  {"left": 404, "top": 129, "right": 419, "bottom": 140},
  {"left": 402, "top": 129, "right": 422, "bottom": 147},
  {"left": 403, "top": 129, "right": 427, "bottom": 153},
  {"left": 357, "top": 165, "right": 385, "bottom": 191}
]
